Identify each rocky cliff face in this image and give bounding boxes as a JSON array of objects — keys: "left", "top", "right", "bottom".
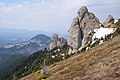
[
  {"left": 68, "top": 6, "right": 101, "bottom": 53},
  {"left": 49, "top": 34, "right": 67, "bottom": 50}
]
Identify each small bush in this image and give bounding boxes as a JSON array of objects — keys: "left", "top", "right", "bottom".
[
  {"left": 112, "top": 27, "right": 120, "bottom": 37},
  {"left": 38, "top": 74, "right": 48, "bottom": 80},
  {"left": 37, "top": 71, "right": 41, "bottom": 74}
]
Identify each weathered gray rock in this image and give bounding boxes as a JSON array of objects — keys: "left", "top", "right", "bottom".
[
  {"left": 68, "top": 17, "right": 82, "bottom": 53},
  {"left": 68, "top": 6, "right": 101, "bottom": 53},
  {"left": 78, "top": 6, "right": 88, "bottom": 22},
  {"left": 104, "top": 15, "right": 114, "bottom": 24},
  {"left": 58, "top": 37, "right": 67, "bottom": 47},
  {"left": 49, "top": 34, "right": 59, "bottom": 50},
  {"left": 103, "top": 15, "right": 115, "bottom": 28},
  {"left": 49, "top": 34, "right": 67, "bottom": 50},
  {"left": 80, "top": 12, "right": 100, "bottom": 48}
]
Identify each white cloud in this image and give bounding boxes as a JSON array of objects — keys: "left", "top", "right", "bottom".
[{"left": 0, "top": 0, "right": 119, "bottom": 34}]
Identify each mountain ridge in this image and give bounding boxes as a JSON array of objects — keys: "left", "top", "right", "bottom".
[{"left": 0, "top": 34, "right": 51, "bottom": 55}]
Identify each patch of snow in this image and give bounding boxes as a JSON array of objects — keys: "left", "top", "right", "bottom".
[
  {"left": 88, "top": 30, "right": 92, "bottom": 35},
  {"left": 4, "top": 44, "right": 15, "bottom": 48},
  {"left": 78, "top": 47, "right": 82, "bottom": 51},
  {"left": 52, "top": 55, "right": 55, "bottom": 58},
  {"left": 68, "top": 48, "right": 72, "bottom": 55},
  {"left": 54, "top": 48, "right": 60, "bottom": 53},
  {"left": 93, "top": 27, "right": 115, "bottom": 40},
  {"left": 91, "top": 40, "right": 97, "bottom": 45},
  {"left": 25, "top": 66, "right": 27, "bottom": 69},
  {"left": 58, "top": 49, "right": 60, "bottom": 52},
  {"left": 55, "top": 54, "right": 58, "bottom": 57},
  {"left": 71, "top": 50, "right": 75, "bottom": 54},
  {"left": 61, "top": 53, "right": 65, "bottom": 56},
  {"left": 114, "top": 19, "right": 118, "bottom": 23},
  {"left": 86, "top": 47, "right": 90, "bottom": 51},
  {"left": 99, "top": 40, "right": 104, "bottom": 45},
  {"left": 54, "top": 50, "right": 57, "bottom": 53},
  {"left": 111, "top": 36, "right": 113, "bottom": 38}
]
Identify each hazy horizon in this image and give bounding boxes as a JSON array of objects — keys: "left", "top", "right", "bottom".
[{"left": 0, "top": 28, "right": 68, "bottom": 46}]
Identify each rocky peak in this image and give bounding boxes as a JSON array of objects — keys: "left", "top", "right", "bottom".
[
  {"left": 78, "top": 6, "right": 88, "bottom": 23},
  {"left": 78, "top": 6, "right": 88, "bottom": 13},
  {"left": 106, "top": 15, "right": 114, "bottom": 23},
  {"left": 49, "top": 34, "right": 67, "bottom": 50},
  {"left": 51, "top": 34, "right": 59, "bottom": 41},
  {"left": 103, "top": 15, "right": 116, "bottom": 28},
  {"left": 31, "top": 34, "right": 50, "bottom": 43},
  {"left": 68, "top": 6, "right": 101, "bottom": 53}
]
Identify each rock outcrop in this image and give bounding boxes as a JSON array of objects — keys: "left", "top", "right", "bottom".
[
  {"left": 68, "top": 6, "right": 101, "bottom": 53},
  {"left": 103, "top": 15, "right": 118, "bottom": 28},
  {"left": 49, "top": 34, "right": 67, "bottom": 50}
]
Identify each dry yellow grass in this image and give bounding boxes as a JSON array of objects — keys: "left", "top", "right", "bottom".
[{"left": 20, "top": 35, "right": 120, "bottom": 80}]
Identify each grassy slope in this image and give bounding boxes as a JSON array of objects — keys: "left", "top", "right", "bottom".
[{"left": 20, "top": 35, "right": 120, "bottom": 80}]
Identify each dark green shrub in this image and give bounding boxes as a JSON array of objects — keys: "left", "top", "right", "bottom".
[
  {"left": 38, "top": 74, "right": 48, "bottom": 80},
  {"left": 112, "top": 27, "right": 120, "bottom": 37},
  {"left": 80, "top": 47, "right": 86, "bottom": 52}
]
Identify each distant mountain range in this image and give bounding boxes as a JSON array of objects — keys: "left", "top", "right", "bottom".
[
  {"left": 0, "top": 34, "right": 51, "bottom": 55},
  {"left": 0, "top": 28, "right": 67, "bottom": 46},
  {"left": 0, "top": 28, "right": 48, "bottom": 46},
  {"left": 0, "top": 34, "right": 51, "bottom": 74}
]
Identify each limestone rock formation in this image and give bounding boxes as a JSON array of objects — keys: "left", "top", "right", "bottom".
[
  {"left": 78, "top": 6, "right": 88, "bottom": 22},
  {"left": 68, "top": 6, "right": 101, "bottom": 53},
  {"left": 68, "top": 17, "right": 82, "bottom": 53},
  {"left": 103, "top": 15, "right": 118, "bottom": 28},
  {"left": 49, "top": 34, "right": 67, "bottom": 50}
]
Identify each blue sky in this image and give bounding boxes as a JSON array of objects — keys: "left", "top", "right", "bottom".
[{"left": 0, "top": 0, "right": 120, "bottom": 34}]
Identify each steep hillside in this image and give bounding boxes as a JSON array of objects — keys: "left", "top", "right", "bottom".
[
  {"left": 0, "top": 34, "right": 51, "bottom": 80},
  {"left": 0, "top": 54, "right": 26, "bottom": 72},
  {"left": 0, "top": 44, "right": 69, "bottom": 80},
  {"left": 20, "top": 35, "right": 120, "bottom": 80}
]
